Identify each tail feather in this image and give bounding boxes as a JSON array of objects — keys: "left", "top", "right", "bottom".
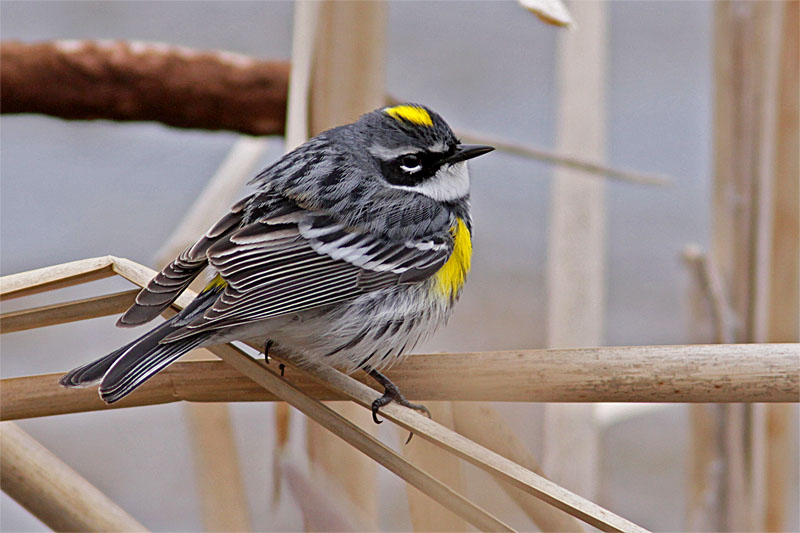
[
  {"left": 58, "top": 345, "right": 131, "bottom": 388},
  {"left": 99, "top": 333, "right": 208, "bottom": 403},
  {"left": 60, "top": 288, "right": 220, "bottom": 403}
]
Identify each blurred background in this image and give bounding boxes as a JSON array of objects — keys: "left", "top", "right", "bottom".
[{"left": 1, "top": 1, "right": 797, "bottom": 532}]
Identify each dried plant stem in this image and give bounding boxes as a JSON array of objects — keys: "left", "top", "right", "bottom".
[
  {"left": 207, "top": 343, "right": 515, "bottom": 532},
  {"left": 458, "top": 129, "right": 670, "bottom": 186},
  {"left": 452, "top": 403, "right": 586, "bottom": 532},
  {"left": 295, "top": 2, "right": 388, "bottom": 528},
  {"left": 1, "top": 40, "right": 288, "bottom": 135},
  {"left": 3, "top": 345, "right": 799, "bottom": 421},
  {"left": 8, "top": 256, "right": 633, "bottom": 531},
  {"left": 251, "top": 347, "right": 648, "bottom": 533},
  {"left": 0, "top": 289, "right": 137, "bottom": 333},
  {"left": 0, "top": 256, "right": 115, "bottom": 301},
  {"left": 2, "top": 39, "right": 674, "bottom": 188},
  {"left": 0, "top": 422, "right": 147, "bottom": 532},
  {"left": 3, "top": 343, "right": 798, "bottom": 422},
  {"left": 401, "top": 402, "right": 468, "bottom": 532}
]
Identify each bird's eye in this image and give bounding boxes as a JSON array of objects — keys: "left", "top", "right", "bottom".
[{"left": 399, "top": 154, "right": 423, "bottom": 173}]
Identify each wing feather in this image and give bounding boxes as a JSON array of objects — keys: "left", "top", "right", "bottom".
[
  {"left": 160, "top": 208, "right": 453, "bottom": 341},
  {"left": 117, "top": 196, "right": 249, "bottom": 327}
]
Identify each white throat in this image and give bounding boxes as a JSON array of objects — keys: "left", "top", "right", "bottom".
[{"left": 392, "top": 162, "right": 470, "bottom": 201}]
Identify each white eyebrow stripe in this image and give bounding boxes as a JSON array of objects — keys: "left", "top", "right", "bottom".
[
  {"left": 369, "top": 144, "right": 419, "bottom": 160},
  {"left": 427, "top": 141, "right": 448, "bottom": 153}
]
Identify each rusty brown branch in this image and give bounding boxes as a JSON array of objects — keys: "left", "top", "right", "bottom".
[{"left": 1, "top": 40, "right": 289, "bottom": 135}]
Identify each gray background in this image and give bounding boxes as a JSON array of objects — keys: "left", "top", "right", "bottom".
[{"left": 2, "top": 1, "right": 795, "bottom": 532}]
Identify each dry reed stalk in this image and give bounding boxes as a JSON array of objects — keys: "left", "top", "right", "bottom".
[
  {"left": 5, "top": 257, "right": 797, "bottom": 531},
  {"left": 279, "top": 455, "right": 369, "bottom": 531},
  {"left": 0, "top": 422, "right": 147, "bottom": 532},
  {"left": 149, "top": 136, "right": 262, "bottom": 533},
  {"left": 0, "top": 328, "right": 800, "bottom": 420},
  {"left": 457, "top": 129, "right": 670, "bottom": 187},
  {"left": 544, "top": 0, "right": 607, "bottom": 500},
  {"left": 294, "top": 2, "right": 388, "bottom": 528},
  {"left": 401, "top": 402, "right": 468, "bottom": 532},
  {"left": 452, "top": 403, "right": 586, "bottom": 532},
  {"left": 183, "top": 402, "right": 251, "bottom": 532},
  {"left": 207, "top": 343, "right": 515, "bottom": 532},
  {"left": 252, "top": 348, "right": 649, "bottom": 533},
  {"left": 0, "top": 289, "right": 137, "bottom": 333},
  {"left": 683, "top": 246, "right": 730, "bottom": 531},
  {"left": 0, "top": 40, "right": 288, "bottom": 136},
  {"left": 59, "top": 259, "right": 642, "bottom": 531},
  {"left": 0, "top": 256, "right": 116, "bottom": 300},
  {"left": 761, "top": 2, "right": 799, "bottom": 529},
  {"left": 710, "top": 2, "right": 794, "bottom": 529},
  {"left": 2, "top": 343, "right": 798, "bottom": 421}
]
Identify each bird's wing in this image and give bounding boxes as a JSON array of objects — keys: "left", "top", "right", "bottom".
[
  {"left": 117, "top": 196, "right": 250, "bottom": 327},
  {"left": 161, "top": 208, "right": 452, "bottom": 340}
]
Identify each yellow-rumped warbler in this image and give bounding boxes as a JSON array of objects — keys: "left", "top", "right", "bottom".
[{"left": 60, "top": 104, "right": 493, "bottom": 420}]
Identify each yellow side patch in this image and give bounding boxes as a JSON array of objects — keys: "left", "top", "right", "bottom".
[
  {"left": 384, "top": 105, "right": 433, "bottom": 127},
  {"left": 434, "top": 218, "right": 472, "bottom": 300},
  {"left": 203, "top": 273, "right": 227, "bottom": 292}
]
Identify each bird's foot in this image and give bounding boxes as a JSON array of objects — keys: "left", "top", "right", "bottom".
[
  {"left": 365, "top": 366, "right": 430, "bottom": 443},
  {"left": 263, "top": 340, "right": 285, "bottom": 376}
]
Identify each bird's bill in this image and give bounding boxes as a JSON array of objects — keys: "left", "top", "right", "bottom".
[{"left": 442, "top": 144, "right": 495, "bottom": 165}]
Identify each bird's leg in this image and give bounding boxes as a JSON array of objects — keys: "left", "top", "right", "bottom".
[
  {"left": 263, "top": 339, "right": 274, "bottom": 364},
  {"left": 364, "top": 365, "right": 431, "bottom": 424},
  {"left": 263, "top": 339, "right": 286, "bottom": 376}
]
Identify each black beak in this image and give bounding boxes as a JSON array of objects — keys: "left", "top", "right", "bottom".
[{"left": 442, "top": 144, "right": 495, "bottom": 165}]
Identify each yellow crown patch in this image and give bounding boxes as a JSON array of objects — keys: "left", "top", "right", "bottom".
[{"left": 384, "top": 105, "right": 433, "bottom": 127}]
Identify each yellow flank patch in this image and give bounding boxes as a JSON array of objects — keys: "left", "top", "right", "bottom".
[
  {"left": 203, "top": 273, "right": 227, "bottom": 292},
  {"left": 384, "top": 105, "right": 433, "bottom": 127},
  {"left": 434, "top": 218, "right": 472, "bottom": 300}
]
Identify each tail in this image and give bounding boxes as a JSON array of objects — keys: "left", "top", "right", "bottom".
[{"left": 60, "top": 289, "right": 218, "bottom": 404}]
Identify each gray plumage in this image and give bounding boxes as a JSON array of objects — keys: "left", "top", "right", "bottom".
[{"left": 60, "top": 105, "right": 492, "bottom": 405}]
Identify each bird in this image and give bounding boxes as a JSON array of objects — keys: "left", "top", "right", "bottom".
[{"left": 60, "top": 104, "right": 493, "bottom": 421}]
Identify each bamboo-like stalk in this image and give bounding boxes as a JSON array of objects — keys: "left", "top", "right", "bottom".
[
  {"left": 683, "top": 245, "right": 730, "bottom": 531},
  {"left": 11, "top": 254, "right": 638, "bottom": 530},
  {"left": 296, "top": 2, "right": 388, "bottom": 528},
  {"left": 457, "top": 129, "right": 670, "bottom": 187},
  {"left": 148, "top": 135, "right": 262, "bottom": 533},
  {"left": 452, "top": 403, "right": 586, "bottom": 532},
  {"left": 0, "top": 422, "right": 148, "bottom": 532},
  {"left": 762, "top": 3, "right": 799, "bottom": 531},
  {"left": 3, "top": 257, "right": 796, "bottom": 531},
  {"left": 518, "top": 0, "right": 573, "bottom": 27},
  {"left": 544, "top": 0, "right": 607, "bottom": 501},
  {"left": 401, "top": 402, "right": 468, "bottom": 532},
  {"left": 710, "top": 3, "right": 792, "bottom": 529},
  {"left": 244, "top": 346, "right": 649, "bottom": 533},
  {"left": 207, "top": 343, "right": 515, "bottom": 532},
  {"left": 0, "top": 289, "right": 137, "bottom": 333},
  {"left": 184, "top": 403, "right": 251, "bottom": 532},
  {"left": 0, "top": 256, "right": 115, "bottom": 300},
  {"left": 4, "top": 343, "right": 798, "bottom": 421},
  {"left": 3, "top": 345, "right": 799, "bottom": 421}
]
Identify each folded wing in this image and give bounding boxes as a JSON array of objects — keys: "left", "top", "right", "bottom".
[{"left": 161, "top": 208, "right": 452, "bottom": 341}]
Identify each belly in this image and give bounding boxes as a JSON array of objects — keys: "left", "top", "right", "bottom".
[{"left": 266, "top": 281, "right": 456, "bottom": 373}]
